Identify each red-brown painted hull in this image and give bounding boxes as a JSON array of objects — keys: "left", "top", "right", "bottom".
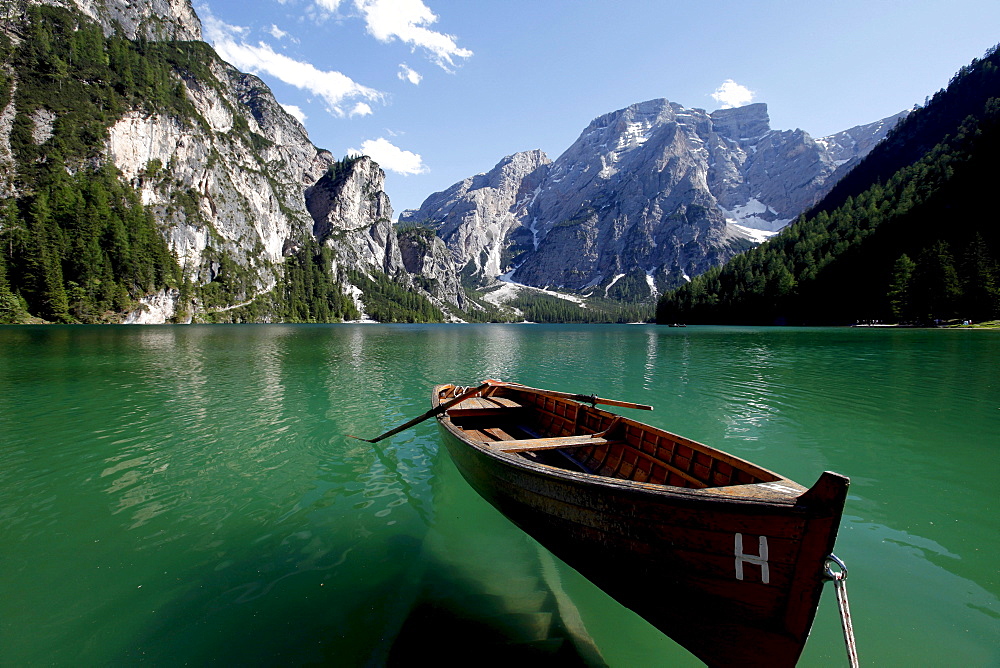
[{"left": 432, "top": 382, "right": 848, "bottom": 667}]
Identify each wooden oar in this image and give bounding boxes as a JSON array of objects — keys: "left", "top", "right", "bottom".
[
  {"left": 348, "top": 382, "right": 492, "bottom": 443},
  {"left": 498, "top": 381, "right": 653, "bottom": 411}
]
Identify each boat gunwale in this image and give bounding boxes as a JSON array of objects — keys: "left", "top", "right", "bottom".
[{"left": 432, "top": 383, "right": 812, "bottom": 508}]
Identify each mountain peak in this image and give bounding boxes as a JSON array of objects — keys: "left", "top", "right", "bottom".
[
  {"left": 405, "top": 97, "right": 906, "bottom": 296},
  {"left": 710, "top": 103, "right": 771, "bottom": 140},
  {"left": 483, "top": 149, "right": 551, "bottom": 187},
  {"left": 584, "top": 98, "right": 679, "bottom": 134}
]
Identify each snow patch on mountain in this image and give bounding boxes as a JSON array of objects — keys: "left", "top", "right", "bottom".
[
  {"left": 723, "top": 198, "right": 792, "bottom": 232},
  {"left": 495, "top": 272, "right": 586, "bottom": 305},
  {"left": 731, "top": 224, "right": 779, "bottom": 244}
]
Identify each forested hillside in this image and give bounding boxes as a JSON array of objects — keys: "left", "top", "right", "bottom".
[
  {"left": 0, "top": 7, "right": 189, "bottom": 323},
  {"left": 0, "top": 5, "right": 424, "bottom": 325},
  {"left": 0, "top": 6, "right": 339, "bottom": 323},
  {"left": 656, "top": 46, "right": 1000, "bottom": 326}
]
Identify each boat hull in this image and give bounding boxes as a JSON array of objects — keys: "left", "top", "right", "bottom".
[{"left": 433, "top": 383, "right": 848, "bottom": 667}]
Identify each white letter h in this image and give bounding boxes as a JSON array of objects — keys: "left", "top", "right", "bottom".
[{"left": 735, "top": 533, "right": 770, "bottom": 584}]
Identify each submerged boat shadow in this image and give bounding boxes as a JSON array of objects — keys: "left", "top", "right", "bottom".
[
  {"left": 386, "top": 465, "right": 607, "bottom": 667},
  {"left": 388, "top": 544, "right": 606, "bottom": 666}
]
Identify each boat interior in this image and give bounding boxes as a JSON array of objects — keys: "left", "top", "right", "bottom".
[{"left": 439, "top": 385, "right": 780, "bottom": 490}]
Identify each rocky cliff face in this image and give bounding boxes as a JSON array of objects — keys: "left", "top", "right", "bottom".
[
  {"left": 106, "top": 58, "right": 335, "bottom": 317},
  {"left": 2, "top": 0, "right": 455, "bottom": 323},
  {"left": 306, "top": 156, "right": 404, "bottom": 277},
  {"left": 404, "top": 99, "right": 906, "bottom": 297},
  {"left": 397, "top": 227, "right": 467, "bottom": 311},
  {"left": 47, "top": 0, "right": 203, "bottom": 41},
  {"left": 512, "top": 99, "right": 745, "bottom": 293},
  {"left": 402, "top": 149, "right": 551, "bottom": 281},
  {"left": 709, "top": 104, "right": 910, "bottom": 232},
  {"left": 0, "top": 0, "right": 333, "bottom": 321}
]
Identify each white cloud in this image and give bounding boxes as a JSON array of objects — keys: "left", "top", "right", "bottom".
[
  {"left": 281, "top": 104, "right": 307, "bottom": 123},
  {"left": 350, "top": 102, "right": 373, "bottom": 117},
  {"left": 354, "top": 0, "right": 472, "bottom": 70},
  {"left": 349, "top": 138, "right": 427, "bottom": 175},
  {"left": 203, "top": 12, "right": 383, "bottom": 117},
  {"left": 711, "top": 79, "right": 755, "bottom": 109},
  {"left": 202, "top": 11, "right": 248, "bottom": 38},
  {"left": 397, "top": 63, "right": 422, "bottom": 85},
  {"left": 308, "top": 0, "right": 344, "bottom": 21},
  {"left": 269, "top": 24, "right": 288, "bottom": 40}
]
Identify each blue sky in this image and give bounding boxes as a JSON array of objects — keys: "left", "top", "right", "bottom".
[{"left": 197, "top": 0, "right": 1000, "bottom": 216}]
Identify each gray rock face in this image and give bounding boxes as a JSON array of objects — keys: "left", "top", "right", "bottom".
[
  {"left": 709, "top": 103, "right": 771, "bottom": 141},
  {"left": 106, "top": 55, "right": 332, "bottom": 301},
  {"left": 398, "top": 228, "right": 467, "bottom": 311},
  {"left": 62, "top": 0, "right": 202, "bottom": 40},
  {"left": 305, "top": 158, "right": 472, "bottom": 317},
  {"left": 817, "top": 110, "right": 911, "bottom": 164},
  {"left": 400, "top": 149, "right": 551, "bottom": 280},
  {"left": 306, "top": 157, "right": 405, "bottom": 278},
  {"left": 514, "top": 100, "right": 740, "bottom": 293},
  {"left": 709, "top": 105, "right": 911, "bottom": 232},
  {"left": 406, "top": 99, "right": 906, "bottom": 296}
]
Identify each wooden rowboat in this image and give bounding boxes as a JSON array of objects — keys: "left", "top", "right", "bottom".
[{"left": 432, "top": 379, "right": 849, "bottom": 667}]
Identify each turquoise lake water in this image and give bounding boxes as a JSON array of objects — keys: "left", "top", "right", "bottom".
[{"left": 0, "top": 324, "right": 997, "bottom": 665}]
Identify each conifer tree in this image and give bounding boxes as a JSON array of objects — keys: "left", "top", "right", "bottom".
[
  {"left": 887, "top": 254, "right": 916, "bottom": 322},
  {"left": 961, "top": 233, "right": 1000, "bottom": 320},
  {"left": 912, "top": 242, "right": 962, "bottom": 323}
]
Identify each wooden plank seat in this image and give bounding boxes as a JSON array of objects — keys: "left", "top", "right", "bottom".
[
  {"left": 447, "top": 407, "right": 528, "bottom": 418},
  {"left": 491, "top": 434, "right": 613, "bottom": 453},
  {"left": 446, "top": 395, "right": 528, "bottom": 418},
  {"left": 507, "top": 420, "right": 709, "bottom": 488}
]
